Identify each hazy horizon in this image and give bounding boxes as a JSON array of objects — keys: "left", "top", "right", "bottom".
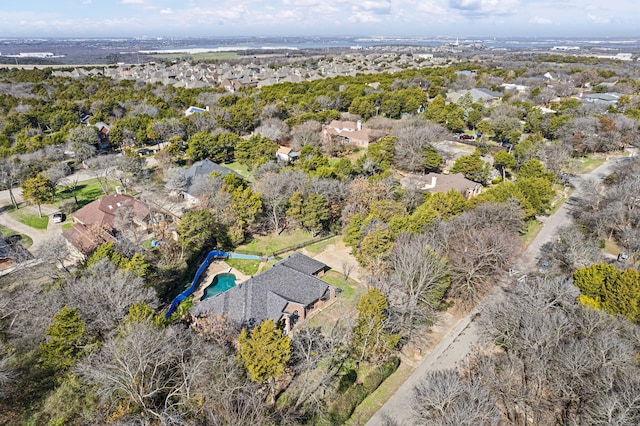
[{"left": 1, "top": 0, "right": 638, "bottom": 39}]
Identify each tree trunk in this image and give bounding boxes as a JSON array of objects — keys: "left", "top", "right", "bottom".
[
  {"left": 8, "top": 188, "right": 18, "bottom": 209},
  {"left": 37, "top": 203, "right": 42, "bottom": 218}
]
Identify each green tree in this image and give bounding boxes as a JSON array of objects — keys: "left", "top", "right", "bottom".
[
  {"left": 356, "top": 223, "right": 394, "bottom": 274},
  {"left": 40, "top": 306, "right": 87, "bottom": 370},
  {"left": 234, "top": 134, "right": 278, "bottom": 167},
  {"left": 518, "top": 158, "right": 555, "bottom": 182},
  {"left": 230, "top": 186, "right": 262, "bottom": 241},
  {"left": 287, "top": 190, "right": 305, "bottom": 224},
  {"left": 21, "top": 173, "right": 54, "bottom": 217},
  {"left": 423, "top": 146, "right": 443, "bottom": 172},
  {"left": 493, "top": 150, "right": 516, "bottom": 181},
  {"left": 185, "top": 132, "right": 239, "bottom": 162},
  {"left": 352, "top": 289, "right": 400, "bottom": 362},
  {"left": 574, "top": 263, "right": 640, "bottom": 323},
  {"left": 302, "top": 193, "right": 330, "bottom": 237},
  {"left": 450, "top": 152, "right": 490, "bottom": 184},
  {"left": 238, "top": 319, "right": 291, "bottom": 402},
  {"left": 178, "top": 209, "right": 220, "bottom": 253}
]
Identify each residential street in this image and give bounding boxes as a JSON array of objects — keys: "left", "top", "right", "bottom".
[
  {"left": 366, "top": 155, "right": 626, "bottom": 425},
  {"left": 0, "top": 168, "right": 95, "bottom": 253}
]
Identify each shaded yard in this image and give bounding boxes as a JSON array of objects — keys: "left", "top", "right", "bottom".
[
  {"left": 0, "top": 224, "right": 33, "bottom": 248},
  {"left": 52, "top": 178, "right": 117, "bottom": 211}
]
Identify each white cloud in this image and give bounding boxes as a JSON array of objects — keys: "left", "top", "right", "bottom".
[
  {"left": 160, "top": 8, "right": 172, "bottom": 14},
  {"left": 587, "top": 13, "right": 610, "bottom": 24},
  {"left": 449, "top": 0, "right": 520, "bottom": 15},
  {"left": 529, "top": 16, "right": 552, "bottom": 24},
  {"left": 121, "top": 0, "right": 145, "bottom": 4}
]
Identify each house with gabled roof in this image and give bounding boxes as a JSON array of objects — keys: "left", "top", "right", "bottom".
[
  {"left": 191, "top": 253, "right": 336, "bottom": 333},
  {"left": 182, "top": 159, "right": 243, "bottom": 204},
  {"left": 63, "top": 193, "right": 151, "bottom": 256},
  {"left": 321, "top": 120, "right": 383, "bottom": 148}
]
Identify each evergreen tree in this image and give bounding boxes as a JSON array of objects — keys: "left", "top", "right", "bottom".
[
  {"left": 302, "top": 193, "right": 330, "bottom": 237},
  {"left": 40, "top": 306, "right": 87, "bottom": 370},
  {"left": 574, "top": 263, "right": 640, "bottom": 322},
  {"left": 286, "top": 191, "right": 305, "bottom": 225},
  {"left": 352, "top": 289, "right": 400, "bottom": 363},
  {"left": 238, "top": 320, "right": 291, "bottom": 402}
]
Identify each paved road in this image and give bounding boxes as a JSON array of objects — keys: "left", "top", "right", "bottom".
[
  {"left": 366, "top": 155, "right": 625, "bottom": 425},
  {"left": 0, "top": 168, "right": 95, "bottom": 253}
]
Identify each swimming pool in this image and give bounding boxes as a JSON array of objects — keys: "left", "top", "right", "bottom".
[{"left": 201, "top": 273, "right": 237, "bottom": 301}]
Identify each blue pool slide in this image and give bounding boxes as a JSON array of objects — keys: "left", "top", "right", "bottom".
[{"left": 164, "top": 251, "right": 268, "bottom": 318}]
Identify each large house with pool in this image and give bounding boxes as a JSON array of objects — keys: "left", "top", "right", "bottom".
[{"left": 191, "top": 253, "right": 336, "bottom": 332}]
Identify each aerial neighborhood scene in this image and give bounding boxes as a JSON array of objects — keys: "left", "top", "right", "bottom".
[{"left": 1, "top": 0, "right": 640, "bottom": 424}]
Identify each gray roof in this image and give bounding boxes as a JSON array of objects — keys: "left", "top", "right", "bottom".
[
  {"left": 191, "top": 254, "right": 332, "bottom": 327},
  {"left": 184, "top": 159, "right": 242, "bottom": 181},
  {"left": 275, "top": 252, "right": 328, "bottom": 276}
]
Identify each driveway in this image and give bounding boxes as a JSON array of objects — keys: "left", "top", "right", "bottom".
[
  {"left": 0, "top": 167, "right": 95, "bottom": 254},
  {"left": 307, "top": 238, "right": 363, "bottom": 283},
  {"left": 366, "top": 155, "right": 625, "bottom": 425}
]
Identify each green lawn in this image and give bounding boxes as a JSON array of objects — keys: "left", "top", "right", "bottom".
[
  {"left": 0, "top": 224, "right": 33, "bottom": 248},
  {"left": 236, "top": 229, "right": 313, "bottom": 256},
  {"left": 8, "top": 207, "right": 49, "bottom": 230},
  {"left": 52, "top": 178, "right": 116, "bottom": 211},
  {"left": 223, "top": 162, "right": 254, "bottom": 182},
  {"left": 225, "top": 258, "right": 261, "bottom": 276},
  {"left": 572, "top": 156, "right": 606, "bottom": 174},
  {"left": 322, "top": 270, "right": 362, "bottom": 302}
]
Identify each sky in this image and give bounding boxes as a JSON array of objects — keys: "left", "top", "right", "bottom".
[{"left": 0, "top": 0, "right": 638, "bottom": 39}]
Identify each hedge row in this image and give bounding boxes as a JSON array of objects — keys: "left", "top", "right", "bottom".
[{"left": 328, "top": 357, "right": 400, "bottom": 424}]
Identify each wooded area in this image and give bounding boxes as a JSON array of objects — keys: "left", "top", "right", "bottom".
[{"left": 0, "top": 49, "right": 639, "bottom": 424}]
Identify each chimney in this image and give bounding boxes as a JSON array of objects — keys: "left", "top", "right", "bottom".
[{"left": 357, "top": 120, "right": 362, "bottom": 131}]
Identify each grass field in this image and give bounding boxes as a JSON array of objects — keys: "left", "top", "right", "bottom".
[
  {"left": 223, "top": 161, "right": 254, "bottom": 181},
  {"left": 236, "top": 229, "right": 313, "bottom": 256},
  {"left": 8, "top": 207, "right": 49, "bottom": 230},
  {"left": 225, "top": 258, "right": 261, "bottom": 276},
  {"left": 53, "top": 178, "right": 113, "bottom": 210}
]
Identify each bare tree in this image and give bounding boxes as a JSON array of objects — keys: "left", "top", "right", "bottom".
[
  {"left": 255, "top": 118, "right": 290, "bottom": 143},
  {"left": 388, "top": 233, "right": 450, "bottom": 337},
  {"left": 35, "top": 235, "right": 72, "bottom": 274},
  {"left": 291, "top": 120, "right": 322, "bottom": 151},
  {"left": 256, "top": 170, "right": 306, "bottom": 234},
  {"left": 412, "top": 369, "right": 502, "bottom": 426},
  {"left": 62, "top": 259, "right": 157, "bottom": 336},
  {"left": 393, "top": 118, "right": 447, "bottom": 172},
  {"left": 77, "top": 321, "right": 201, "bottom": 422}
]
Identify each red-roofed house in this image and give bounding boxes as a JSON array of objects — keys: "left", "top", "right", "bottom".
[{"left": 63, "top": 194, "right": 151, "bottom": 256}]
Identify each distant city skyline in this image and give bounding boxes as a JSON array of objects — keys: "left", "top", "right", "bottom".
[{"left": 1, "top": 0, "right": 638, "bottom": 39}]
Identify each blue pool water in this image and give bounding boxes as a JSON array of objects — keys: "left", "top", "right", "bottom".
[{"left": 201, "top": 273, "right": 236, "bottom": 301}]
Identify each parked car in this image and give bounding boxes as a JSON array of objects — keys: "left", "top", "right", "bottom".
[
  {"left": 459, "top": 134, "right": 475, "bottom": 140},
  {"left": 51, "top": 212, "right": 65, "bottom": 223}
]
